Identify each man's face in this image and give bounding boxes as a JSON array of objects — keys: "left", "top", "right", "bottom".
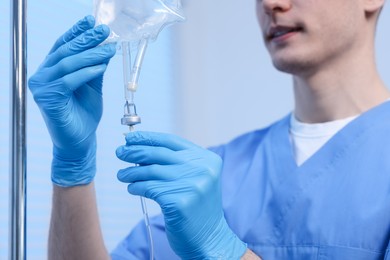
[{"left": 256, "top": 0, "right": 365, "bottom": 76}]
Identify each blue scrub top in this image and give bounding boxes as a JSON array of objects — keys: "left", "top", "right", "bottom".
[{"left": 112, "top": 101, "right": 390, "bottom": 260}]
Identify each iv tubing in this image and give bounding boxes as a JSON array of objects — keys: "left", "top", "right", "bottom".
[
  {"left": 122, "top": 37, "right": 153, "bottom": 260},
  {"left": 141, "top": 196, "right": 154, "bottom": 260},
  {"left": 129, "top": 38, "right": 148, "bottom": 92},
  {"left": 122, "top": 41, "right": 132, "bottom": 102},
  {"left": 129, "top": 127, "right": 154, "bottom": 260}
]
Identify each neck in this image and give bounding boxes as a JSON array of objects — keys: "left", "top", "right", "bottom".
[{"left": 293, "top": 41, "right": 389, "bottom": 123}]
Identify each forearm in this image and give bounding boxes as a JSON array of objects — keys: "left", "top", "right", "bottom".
[
  {"left": 49, "top": 182, "right": 109, "bottom": 260},
  {"left": 241, "top": 249, "right": 262, "bottom": 260}
]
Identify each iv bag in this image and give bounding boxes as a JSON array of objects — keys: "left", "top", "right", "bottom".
[{"left": 93, "top": 0, "right": 185, "bottom": 42}]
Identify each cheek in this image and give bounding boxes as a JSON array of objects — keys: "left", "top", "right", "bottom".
[
  {"left": 255, "top": 2, "right": 267, "bottom": 30},
  {"left": 315, "top": 9, "right": 360, "bottom": 49},
  {"left": 318, "top": 1, "right": 361, "bottom": 34}
]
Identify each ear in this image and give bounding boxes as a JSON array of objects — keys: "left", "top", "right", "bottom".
[{"left": 363, "top": 0, "right": 385, "bottom": 13}]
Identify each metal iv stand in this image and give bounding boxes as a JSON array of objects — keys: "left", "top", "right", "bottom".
[{"left": 10, "top": 0, "right": 27, "bottom": 259}]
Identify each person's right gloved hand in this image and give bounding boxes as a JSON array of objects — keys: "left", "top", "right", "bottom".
[
  {"left": 116, "top": 132, "right": 248, "bottom": 259},
  {"left": 28, "top": 16, "right": 116, "bottom": 187}
]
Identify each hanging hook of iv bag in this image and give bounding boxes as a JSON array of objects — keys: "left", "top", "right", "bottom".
[{"left": 93, "top": 0, "right": 185, "bottom": 43}]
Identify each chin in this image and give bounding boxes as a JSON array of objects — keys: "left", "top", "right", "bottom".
[{"left": 271, "top": 56, "right": 317, "bottom": 76}]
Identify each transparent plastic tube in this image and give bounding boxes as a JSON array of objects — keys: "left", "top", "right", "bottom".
[
  {"left": 129, "top": 38, "right": 148, "bottom": 93},
  {"left": 121, "top": 39, "right": 148, "bottom": 97},
  {"left": 129, "top": 131, "right": 154, "bottom": 260},
  {"left": 121, "top": 41, "right": 133, "bottom": 102},
  {"left": 123, "top": 43, "right": 154, "bottom": 260},
  {"left": 140, "top": 196, "right": 154, "bottom": 260}
]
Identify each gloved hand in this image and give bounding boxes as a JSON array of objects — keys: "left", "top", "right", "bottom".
[
  {"left": 116, "top": 132, "right": 247, "bottom": 259},
  {"left": 28, "top": 16, "right": 116, "bottom": 187}
]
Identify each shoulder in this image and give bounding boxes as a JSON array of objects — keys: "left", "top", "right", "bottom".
[{"left": 209, "top": 114, "right": 290, "bottom": 158}]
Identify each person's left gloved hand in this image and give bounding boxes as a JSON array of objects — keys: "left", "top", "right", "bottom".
[{"left": 116, "top": 131, "right": 247, "bottom": 259}]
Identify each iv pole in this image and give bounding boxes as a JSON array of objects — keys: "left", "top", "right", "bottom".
[{"left": 10, "top": 0, "right": 27, "bottom": 258}]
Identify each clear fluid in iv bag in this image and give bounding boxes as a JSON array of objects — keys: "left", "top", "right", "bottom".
[{"left": 93, "top": 0, "right": 185, "bottom": 43}]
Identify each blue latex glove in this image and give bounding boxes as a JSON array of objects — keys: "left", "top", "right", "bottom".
[
  {"left": 28, "top": 16, "right": 116, "bottom": 186},
  {"left": 116, "top": 131, "right": 247, "bottom": 259}
]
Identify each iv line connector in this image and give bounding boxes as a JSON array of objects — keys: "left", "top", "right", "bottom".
[{"left": 121, "top": 101, "right": 141, "bottom": 126}]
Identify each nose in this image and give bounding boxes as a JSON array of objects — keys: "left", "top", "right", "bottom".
[{"left": 261, "top": 0, "right": 292, "bottom": 15}]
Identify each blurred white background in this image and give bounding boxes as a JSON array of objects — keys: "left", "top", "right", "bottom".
[{"left": 1, "top": 0, "right": 389, "bottom": 258}]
